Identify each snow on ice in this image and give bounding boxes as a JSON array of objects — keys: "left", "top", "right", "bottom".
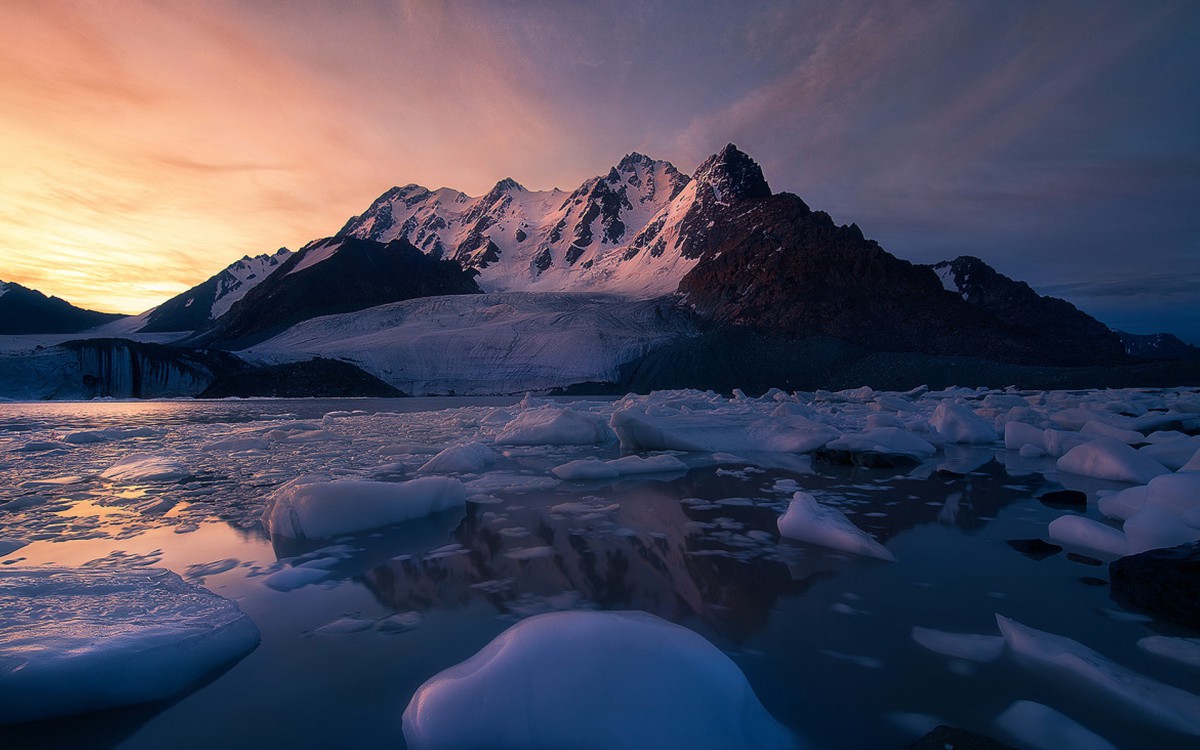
[{"left": 402, "top": 610, "right": 799, "bottom": 750}]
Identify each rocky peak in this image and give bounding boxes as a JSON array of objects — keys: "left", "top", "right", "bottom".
[
  {"left": 490, "top": 177, "right": 526, "bottom": 195},
  {"left": 692, "top": 144, "right": 771, "bottom": 202}
]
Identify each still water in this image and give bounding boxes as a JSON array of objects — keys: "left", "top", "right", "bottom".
[{"left": 1, "top": 398, "right": 1195, "bottom": 749}]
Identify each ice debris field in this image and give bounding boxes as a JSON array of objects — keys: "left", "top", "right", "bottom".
[{"left": 2, "top": 385, "right": 1200, "bottom": 749}]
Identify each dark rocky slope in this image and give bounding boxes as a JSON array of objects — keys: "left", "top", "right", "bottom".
[
  {"left": 675, "top": 148, "right": 1128, "bottom": 368},
  {"left": 192, "top": 236, "right": 482, "bottom": 348}
]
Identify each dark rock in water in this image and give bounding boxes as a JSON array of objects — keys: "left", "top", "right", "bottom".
[
  {"left": 1066, "top": 552, "right": 1104, "bottom": 567},
  {"left": 1079, "top": 576, "right": 1108, "bottom": 587},
  {"left": 1006, "top": 538, "right": 1062, "bottom": 560},
  {"left": 814, "top": 448, "right": 920, "bottom": 469},
  {"left": 198, "top": 358, "right": 405, "bottom": 398},
  {"left": 1109, "top": 541, "right": 1200, "bottom": 630},
  {"left": 1038, "top": 489, "right": 1087, "bottom": 508},
  {"left": 905, "top": 725, "right": 1018, "bottom": 750}
]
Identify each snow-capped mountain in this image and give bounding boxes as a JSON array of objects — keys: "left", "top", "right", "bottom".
[
  {"left": 331, "top": 151, "right": 720, "bottom": 297},
  {"left": 140, "top": 248, "right": 293, "bottom": 332},
  {"left": 0, "top": 280, "right": 122, "bottom": 334}
]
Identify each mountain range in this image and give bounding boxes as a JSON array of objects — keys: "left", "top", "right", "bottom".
[{"left": 2, "top": 144, "right": 1197, "bottom": 398}]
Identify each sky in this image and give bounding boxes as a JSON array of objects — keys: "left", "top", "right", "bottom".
[{"left": 1, "top": 0, "right": 1197, "bottom": 341}]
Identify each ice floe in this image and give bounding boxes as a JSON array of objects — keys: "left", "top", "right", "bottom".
[
  {"left": 995, "top": 700, "right": 1119, "bottom": 750},
  {"left": 99, "top": 453, "right": 192, "bottom": 483},
  {"left": 417, "top": 442, "right": 497, "bottom": 474},
  {"left": 402, "top": 610, "right": 798, "bottom": 750},
  {"left": 996, "top": 615, "right": 1200, "bottom": 735},
  {"left": 1056, "top": 437, "right": 1171, "bottom": 484},
  {"left": 930, "top": 401, "right": 997, "bottom": 444},
  {"left": 910, "top": 626, "right": 1005, "bottom": 663},
  {"left": 0, "top": 567, "right": 259, "bottom": 723},
  {"left": 777, "top": 492, "right": 895, "bottom": 561},
  {"left": 494, "top": 407, "right": 616, "bottom": 445},
  {"left": 261, "top": 476, "right": 467, "bottom": 539}
]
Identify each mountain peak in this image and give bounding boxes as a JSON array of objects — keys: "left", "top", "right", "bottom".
[
  {"left": 616, "top": 152, "right": 655, "bottom": 171},
  {"left": 692, "top": 144, "right": 771, "bottom": 201},
  {"left": 491, "top": 177, "right": 525, "bottom": 194}
]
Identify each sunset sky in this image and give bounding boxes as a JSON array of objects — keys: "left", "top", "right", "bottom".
[{"left": 1, "top": 0, "right": 1197, "bottom": 340}]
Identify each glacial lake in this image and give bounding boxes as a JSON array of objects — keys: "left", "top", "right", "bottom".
[{"left": 2, "top": 395, "right": 1197, "bottom": 750}]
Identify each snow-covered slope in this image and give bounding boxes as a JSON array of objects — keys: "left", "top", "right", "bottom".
[
  {"left": 140, "top": 248, "right": 293, "bottom": 332},
  {"left": 241, "top": 292, "right": 695, "bottom": 395}
]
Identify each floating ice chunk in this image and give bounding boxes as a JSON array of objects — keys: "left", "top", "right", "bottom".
[
  {"left": 1143, "top": 472, "right": 1200, "bottom": 515},
  {"left": 1047, "top": 516, "right": 1128, "bottom": 557},
  {"left": 930, "top": 402, "right": 997, "bottom": 444},
  {"left": 552, "top": 454, "right": 688, "bottom": 480},
  {"left": 62, "top": 427, "right": 157, "bottom": 444},
  {"left": 1119, "top": 472, "right": 1200, "bottom": 553},
  {"left": 606, "top": 454, "right": 688, "bottom": 474},
  {"left": 315, "top": 616, "right": 375, "bottom": 635},
  {"left": 1081, "top": 420, "right": 1145, "bottom": 444},
  {"left": 995, "top": 700, "right": 1118, "bottom": 750},
  {"left": 911, "top": 626, "right": 1005, "bottom": 663},
  {"left": 551, "top": 459, "right": 620, "bottom": 480},
  {"left": 824, "top": 428, "right": 936, "bottom": 459},
  {"left": 495, "top": 407, "right": 616, "bottom": 446},
  {"left": 1124, "top": 507, "right": 1200, "bottom": 554},
  {"left": 0, "top": 567, "right": 259, "bottom": 723},
  {"left": 996, "top": 615, "right": 1200, "bottom": 735},
  {"left": 1043, "top": 429, "right": 1090, "bottom": 458},
  {"left": 261, "top": 476, "right": 467, "bottom": 539},
  {"left": 1096, "top": 486, "right": 1147, "bottom": 521},
  {"left": 418, "top": 442, "right": 497, "bottom": 474},
  {"left": 463, "top": 473, "right": 559, "bottom": 494},
  {"left": 1139, "top": 438, "right": 1200, "bottom": 471},
  {"left": 1137, "top": 636, "right": 1200, "bottom": 668},
  {"left": 402, "top": 610, "right": 798, "bottom": 750},
  {"left": 1056, "top": 438, "right": 1170, "bottom": 484},
  {"left": 777, "top": 492, "right": 895, "bottom": 561},
  {"left": 1182, "top": 450, "right": 1200, "bottom": 472},
  {"left": 100, "top": 453, "right": 191, "bottom": 483},
  {"left": 1005, "top": 421, "right": 1046, "bottom": 451},
  {"left": 262, "top": 564, "right": 331, "bottom": 591}
]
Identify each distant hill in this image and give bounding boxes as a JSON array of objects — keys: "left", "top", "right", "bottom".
[{"left": 0, "top": 281, "right": 122, "bottom": 334}]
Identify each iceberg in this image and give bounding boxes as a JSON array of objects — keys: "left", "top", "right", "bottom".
[
  {"left": 261, "top": 476, "right": 466, "bottom": 539},
  {"left": 495, "top": 407, "right": 616, "bottom": 446},
  {"left": 1056, "top": 438, "right": 1170, "bottom": 484},
  {"left": 402, "top": 610, "right": 799, "bottom": 750},
  {"left": 777, "top": 492, "right": 895, "bottom": 561}
]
